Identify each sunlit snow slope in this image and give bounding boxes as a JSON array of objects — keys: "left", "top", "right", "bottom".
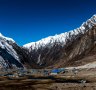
[
  {"left": 23, "top": 15, "right": 96, "bottom": 50},
  {"left": 22, "top": 15, "right": 96, "bottom": 68},
  {"left": 0, "top": 33, "right": 23, "bottom": 69}
]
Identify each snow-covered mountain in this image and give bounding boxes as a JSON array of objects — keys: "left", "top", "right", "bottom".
[
  {"left": 22, "top": 14, "right": 96, "bottom": 68},
  {"left": 1, "top": 14, "right": 96, "bottom": 69},
  {"left": 23, "top": 15, "right": 96, "bottom": 50},
  {"left": 0, "top": 33, "right": 23, "bottom": 69}
]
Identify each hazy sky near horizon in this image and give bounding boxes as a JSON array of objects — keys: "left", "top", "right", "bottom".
[{"left": 0, "top": 0, "right": 96, "bottom": 45}]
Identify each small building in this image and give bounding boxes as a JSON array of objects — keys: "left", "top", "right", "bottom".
[{"left": 50, "top": 69, "right": 59, "bottom": 75}]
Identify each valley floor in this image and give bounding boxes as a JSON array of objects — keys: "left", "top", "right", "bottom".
[
  {"left": 1, "top": 82, "right": 96, "bottom": 90},
  {"left": 0, "top": 67, "right": 96, "bottom": 90}
]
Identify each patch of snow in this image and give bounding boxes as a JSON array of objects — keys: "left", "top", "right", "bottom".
[
  {"left": 0, "top": 33, "right": 15, "bottom": 43},
  {"left": 37, "top": 54, "right": 41, "bottom": 64},
  {"left": 0, "top": 33, "right": 20, "bottom": 62}
]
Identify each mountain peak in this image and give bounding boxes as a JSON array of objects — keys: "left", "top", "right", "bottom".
[
  {"left": 23, "top": 15, "right": 96, "bottom": 50},
  {"left": 92, "top": 14, "right": 96, "bottom": 19},
  {"left": 0, "top": 33, "right": 15, "bottom": 43}
]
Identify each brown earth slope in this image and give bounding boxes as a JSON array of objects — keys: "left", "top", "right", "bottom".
[{"left": 21, "top": 25, "right": 96, "bottom": 69}]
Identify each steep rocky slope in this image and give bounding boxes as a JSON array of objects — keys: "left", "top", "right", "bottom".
[
  {"left": 23, "top": 15, "right": 96, "bottom": 68},
  {"left": 0, "top": 33, "right": 23, "bottom": 69}
]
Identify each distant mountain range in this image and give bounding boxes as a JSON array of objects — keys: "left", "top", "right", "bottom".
[{"left": 0, "top": 15, "right": 96, "bottom": 69}]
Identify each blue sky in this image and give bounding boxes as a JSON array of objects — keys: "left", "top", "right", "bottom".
[{"left": 0, "top": 0, "right": 96, "bottom": 45}]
